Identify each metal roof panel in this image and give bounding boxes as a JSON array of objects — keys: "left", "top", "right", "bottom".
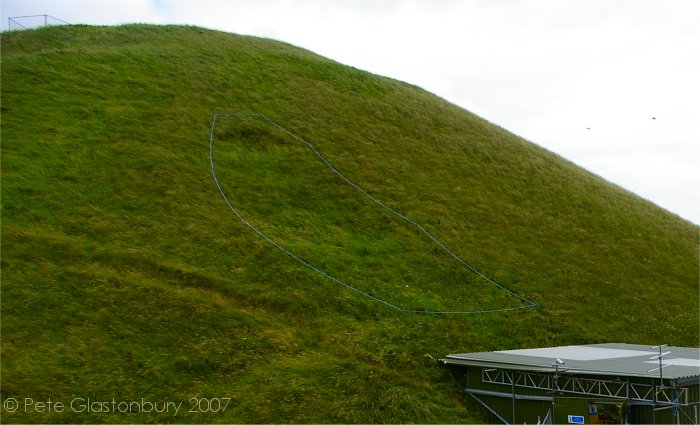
[{"left": 443, "top": 343, "right": 700, "bottom": 379}]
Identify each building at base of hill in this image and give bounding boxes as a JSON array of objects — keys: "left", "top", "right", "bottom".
[{"left": 441, "top": 343, "right": 699, "bottom": 424}]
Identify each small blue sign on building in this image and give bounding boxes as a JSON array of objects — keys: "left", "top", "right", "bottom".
[{"left": 568, "top": 415, "right": 585, "bottom": 424}]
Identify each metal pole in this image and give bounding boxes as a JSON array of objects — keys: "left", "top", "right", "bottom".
[
  {"left": 47, "top": 15, "right": 70, "bottom": 25},
  {"left": 44, "top": 14, "right": 47, "bottom": 26},
  {"left": 551, "top": 367, "right": 557, "bottom": 425},
  {"left": 652, "top": 383, "right": 656, "bottom": 424},
  {"left": 467, "top": 392, "right": 510, "bottom": 425},
  {"left": 626, "top": 378, "right": 632, "bottom": 424},
  {"left": 512, "top": 376, "right": 516, "bottom": 424}
]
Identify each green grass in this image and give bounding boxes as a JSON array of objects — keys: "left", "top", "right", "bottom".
[
  {"left": 211, "top": 114, "right": 533, "bottom": 313},
  {"left": 1, "top": 24, "right": 698, "bottom": 423}
]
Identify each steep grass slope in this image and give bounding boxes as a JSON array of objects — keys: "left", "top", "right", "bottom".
[{"left": 1, "top": 24, "right": 697, "bottom": 423}]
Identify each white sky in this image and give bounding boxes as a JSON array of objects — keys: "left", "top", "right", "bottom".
[{"left": 2, "top": 0, "right": 699, "bottom": 224}]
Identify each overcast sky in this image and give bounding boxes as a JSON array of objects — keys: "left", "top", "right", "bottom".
[{"left": 3, "top": 0, "right": 699, "bottom": 224}]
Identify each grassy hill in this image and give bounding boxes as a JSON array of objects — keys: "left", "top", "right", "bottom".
[{"left": 1, "top": 24, "right": 697, "bottom": 423}]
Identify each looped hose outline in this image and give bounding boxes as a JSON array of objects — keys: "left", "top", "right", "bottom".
[{"left": 209, "top": 112, "right": 538, "bottom": 314}]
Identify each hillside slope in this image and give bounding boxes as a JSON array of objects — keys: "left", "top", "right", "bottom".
[{"left": 1, "top": 24, "right": 698, "bottom": 423}]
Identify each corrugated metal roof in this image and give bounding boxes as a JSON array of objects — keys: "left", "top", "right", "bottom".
[{"left": 443, "top": 343, "right": 700, "bottom": 379}]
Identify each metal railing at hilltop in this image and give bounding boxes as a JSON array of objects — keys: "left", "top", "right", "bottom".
[{"left": 7, "top": 15, "right": 70, "bottom": 31}]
